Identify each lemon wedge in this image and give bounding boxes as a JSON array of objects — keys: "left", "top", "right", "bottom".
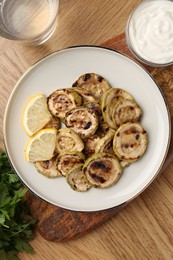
[
  {"left": 22, "top": 93, "right": 51, "bottom": 136},
  {"left": 24, "top": 128, "right": 57, "bottom": 162}
]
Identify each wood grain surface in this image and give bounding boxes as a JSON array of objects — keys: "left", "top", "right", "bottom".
[{"left": 1, "top": 0, "right": 173, "bottom": 259}]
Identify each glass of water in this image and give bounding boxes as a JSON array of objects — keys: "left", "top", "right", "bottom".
[{"left": 0, "top": 0, "right": 59, "bottom": 45}]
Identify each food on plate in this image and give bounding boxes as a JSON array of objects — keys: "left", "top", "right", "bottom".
[
  {"left": 84, "top": 100, "right": 102, "bottom": 116},
  {"left": 47, "top": 88, "right": 82, "bottom": 120},
  {"left": 44, "top": 117, "right": 61, "bottom": 129},
  {"left": 119, "top": 160, "right": 130, "bottom": 168},
  {"left": 112, "top": 99, "right": 142, "bottom": 127},
  {"left": 96, "top": 116, "right": 110, "bottom": 136},
  {"left": 95, "top": 129, "right": 130, "bottom": 168},
  {"left": 83, "top": 135, "right": 101, "bottom": 158},
  {"left": 22, "top": 93, "right": 51, "bottom": 136},
  {"left": 56, "top": 128, "right": 84, "bottom": 153},
  {"left": 73, "top": 86, "right": 98, "bottom": 104},
  {"left": 34, "top": 155, "right": 61, "bottom": 178},
  {"left": 113, "top": 122, "right": 148, "bottom": 162},
  {"left": 65, "top": 107, "right": 98, "bottom": 139},
  {"left": 83, "top": 153, "right": 122, "bottom": 188},
  {"left": 102, "top": 88, "right": 134, "bottom": 129},
  {"left": 66, "top": 164, "right": 91, "bottom": 191},
  {"left": 95, "top": 129, "right": 115, "bottom": 155},
  {"left": 23, "top": 73, "right": 148, "bottom": 191},
  {"left": 72, "top": 73, "right": 111, "bottom": 101},
  {"left": 73, "top": 86, "right": 102, "bottom": 115},
  {"left": 56, "top": 152, "right": 85, "bottom": 176},
  {"left": 24, "top": 128, "right": 57, "bottom": 162}
]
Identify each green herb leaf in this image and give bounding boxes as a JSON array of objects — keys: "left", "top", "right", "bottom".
[
  {"left": 0, "top": 152, "right": 36, "bottom": 259},
  {"left": 15, "top": 239, "right": 34, "bottom": 254},
  {"left": 0, "top": 214, "right": 5, "bottom": 225},
  {"left": 8, "top": 174, "right": 19, "bottom": 184}
]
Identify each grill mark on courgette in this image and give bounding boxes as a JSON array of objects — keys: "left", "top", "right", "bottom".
[
  {"left": 136, "top": 134, "right": 140, "bottom": 140},
  {"left": 72, "top": 81, "right": 78, "bottom": 87},
  {"left": 90, "top": 173, "right": 106, "bottom": 183},
  {"left": 83, "top": 122, "right": 92, "bottom": 129},
  {"left": 83, "top": 73, "right": 91, "bottom": 81},
  {"left": 91, "top": 161, "right": 111, "bottom": 172},
  {"left": 61, "top": 157, "right": 84, "bottom": 166},
  {"left": 103, "top": 107, "right": 106, "bottom": 112},
  {"left": 97, "top": 76, "right": 103, "bottom": 82}
]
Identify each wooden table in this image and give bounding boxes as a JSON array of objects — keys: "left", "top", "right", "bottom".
[{"left": 1, "top": 0, "right": 173, "bottom": 259}]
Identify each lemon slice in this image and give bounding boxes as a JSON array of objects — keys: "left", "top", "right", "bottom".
[
  {"left": 25, "top": 128, "right": 57, "bottom": 162},
  {"left": 23, "top": 93, "right": 51, "bottom": 136}
]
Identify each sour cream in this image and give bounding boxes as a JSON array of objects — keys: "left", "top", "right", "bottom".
[{"left": 126, "top": 0, "right": 173, "bottom": 65}]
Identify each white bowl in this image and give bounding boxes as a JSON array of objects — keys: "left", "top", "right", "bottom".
[{"left": 126, "top": 0, "right": 173, "bottom": 67}]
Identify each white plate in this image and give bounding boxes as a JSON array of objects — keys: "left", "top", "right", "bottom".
[{"left": 3, "top": 46, "right": 170, "bottom": 211}]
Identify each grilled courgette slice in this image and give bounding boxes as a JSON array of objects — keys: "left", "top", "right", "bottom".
[
  {"left": 73, "top": 86, "right": 102, "bottom": 115},
  {"left": 56, "top": 152, "right": 85, "bottom": 176},
  {"left": 113, "top": 122, "right": 148, "bottom": 162},
  {"left": 119, "top": 160, "right": 130, "bottom": 168},
  {"left": 83, "top": 153, "right": 122, "bottom": 188},
  {"left": 95, "top": 129, "right": 115, "bottom": 155},
  {"left": 56, "top": 128, "right": 84, "bottom": 153},
  {"left": 44, "top": 117, "right": 61, "bottom": 129},
  {"left": 72, "top": 73, "right": 111, "bottom": 102},
  {"left": 95, "top": 116, "right": 110, "bottom": 137},
  {"left": 65, "top": 107, "right": 98, "bottom": 139},
  {"left": 112, "top": 99, "right": 142, "bottom": 127},
  {"left": 102, "top": 88, "right": 134, "bottom": 129},
  {"left": 84, "top": 101, "right": 102, "bottom": 116},
  {"left": 47, "top": 88, "right": 82, "bottom": 120},
  {"left": 83, "top": 134, "right": 101, "bottom": 158},
  {"left": 34, "top": 156, "right": 61, "bottom": 178},
  {"left": 66, "top": 164, "right": 91, "bottom": 192},
  {"left": 73, "top": 86, "right": 97, "bottom": 103}
]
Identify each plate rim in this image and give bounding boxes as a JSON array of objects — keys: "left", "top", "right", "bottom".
[{"left": 3, "top": 45, "right": 171, "bottom": 212}]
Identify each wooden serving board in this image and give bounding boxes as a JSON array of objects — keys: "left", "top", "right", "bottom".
[{"left": 26, "top": 33, "right": 173, "bottom": 242}]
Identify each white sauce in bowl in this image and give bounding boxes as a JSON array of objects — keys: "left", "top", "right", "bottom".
[{"left": 127, "top": 0, "right": 173, "bottom": 65}]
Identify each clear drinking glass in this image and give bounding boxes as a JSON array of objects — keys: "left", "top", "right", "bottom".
[{"left": 0, "top": 0, "right": 59, "bottom": 45}]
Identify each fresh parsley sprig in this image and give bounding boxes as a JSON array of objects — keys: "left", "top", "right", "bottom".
[{"left": 0, "top": 152, "right": 36, "bottom": 260}]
